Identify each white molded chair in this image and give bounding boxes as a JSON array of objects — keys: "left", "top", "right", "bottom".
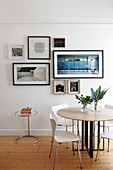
[
  {"left": 95, "top": 105, "right": 113, "bottom": 161},
  {"left": 95, "top": 130, "right": 113, "bottom": 161},
  {"left": 52, "top": 104, "right": 72, "bottom": 149},
  {"left": 99, "top": 105, "right": 113, "bottom": 129},
  {"left": 49, "top": 113, "right": 82, "bottom": 170},
  {"left": 96, "top": 104, "right": 113, "bottom": 152},
  {"left": 51, "top": 104, "right": 72, "bottom": 127}
]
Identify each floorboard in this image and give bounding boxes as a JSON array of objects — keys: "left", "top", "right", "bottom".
[{"left": 0, "top": 136, "right": 113, "bottom": 170}]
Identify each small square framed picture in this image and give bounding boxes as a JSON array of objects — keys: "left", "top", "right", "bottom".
[
  {"left": 9, "top": 45, "right": 25, "bottom": 60},
  {"left": 28, "top": 36, "right": 51, "bottom": 60},
  {"left": 67, "top": 80, "right": 80, "bottom": 94},
  {"left": 53, "top": 38, "right": 65, "bottom": 48},
  {"left": 53, "top": 80, "right": 66, "bottom": 95}
]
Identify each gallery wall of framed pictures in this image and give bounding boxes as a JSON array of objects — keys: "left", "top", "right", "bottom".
[
  {"left": 9, "top": 35, "right": 104, "bottom": 88},
  {"left": 10, "top": 36, "right": 51, "bottom": 86}
]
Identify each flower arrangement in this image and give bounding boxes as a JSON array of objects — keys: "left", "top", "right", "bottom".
[{"left": 75, "top": 94, "right": 93, "bottom": 112}]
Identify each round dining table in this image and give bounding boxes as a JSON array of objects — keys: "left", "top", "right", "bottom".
[{"left": 57, "top": 107, "right": 113, "bottom": 158}]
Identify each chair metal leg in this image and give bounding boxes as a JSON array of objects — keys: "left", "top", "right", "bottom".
[
  {"left": 66, "top": 126, "right": 68, "bottom": 149},
  {"left": 49, "top": 138, "right": 54, "bottom": 157},
  {"left": 77, "top": 141, "right": 82, "bottom": 169},
  {"left": 95, "top": 137, "right": 102, "bottom": 161},
  {"left": 107, "top": 126, "right": 110, "bottom": 152},
  {"left": 53, "top": 143, "right": 60, "bottom": 170},
  {"left": 107, "top": 139, "right": 110, "bottom": 152}
]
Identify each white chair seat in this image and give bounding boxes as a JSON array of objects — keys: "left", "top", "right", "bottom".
[
  {"left": 55, "top": 131, "right": 79, "bottom": 143},
  {"left": 101, "top": 130, "right": 113, "bottom": 140},
  {"left": 56, "top": 119, "right": 72, "bottom": 126}
]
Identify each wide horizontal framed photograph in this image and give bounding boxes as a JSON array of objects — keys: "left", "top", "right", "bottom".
[
  {"left": 28, "top": 36, "right": 51, "bottom": 60},
  {"left": 53, "top": 80, "right": 66, "bottom": 95},
  {"left": 13, "top": 63, "right": 50, "bottom": 85},
  {"left": 67, "top": 79, "right": 80, "bottom": 94},
  {"left": 53, "top": 50, "right": 104, "bottom": 79},
  {"left": 9, "top": 45, "right": 25, "bottom": 60}
]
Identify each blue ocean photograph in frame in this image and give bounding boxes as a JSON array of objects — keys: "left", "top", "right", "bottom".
[{"left": 53, "top": 50, "right": 104, "bottom": 79}]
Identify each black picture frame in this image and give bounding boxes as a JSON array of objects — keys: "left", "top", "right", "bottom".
[
  {"left": 13, "top": 63, "right": 50, "bottom": 85},
  {"left": 53, "top": 38, "right": 65, "bottom": 48},
  {"left": 53, "top": 50, "right": 104, "bottom": 79},
  {"left": 28, "top": 36, "right": 51, "bottom": 60}
]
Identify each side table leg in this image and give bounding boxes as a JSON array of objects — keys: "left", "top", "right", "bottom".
[{"left": 15, "top": 115, "right": 39, "bottom": 144}]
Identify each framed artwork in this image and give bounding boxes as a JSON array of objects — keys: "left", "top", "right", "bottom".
[
  {"left": 28, "top": 36, "right": 51, "bottom": 60},
  {"left": 9, "top": 45, "right": 25, "bottom": 60},
  {"left": 13, "top": 63, "right": 50, "bottom": 85},
  {"left": 53, "top": 80, "right": 66, "bottom": 94},
  {"left": 53, "top": 38, "right": 65, "bottom": 48},
  {"left": 67, "top": 80, "right": 80, "bottom": 94},
  {"left": 53, "top": 50, "right": 104, "bottom": 79}
]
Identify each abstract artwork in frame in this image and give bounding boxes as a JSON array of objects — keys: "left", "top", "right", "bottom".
[
  {"left": 53, "top": 80, "right": 66, "bottom": 95},
  {"left": 9, "top": 45, "right": 25, "bottom": 60},
  {"left": 13, "top": 63, "right": 50, "bottom": 85},
  {"left": 53, "top": 38, "right": 65, "bottom": 48},
  {"left": 28, "top": 36, "right": 51, "bottom": 60},
  {"left": 67, "top": 80, "right": 80, "bottom": 94},
  {"left": 53, "top": 50, "right": 104, "bottom": 79}
]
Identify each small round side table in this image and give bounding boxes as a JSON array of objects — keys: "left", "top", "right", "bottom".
[{"left": 15, "top": 110, "right": 39, "bottom": 144}]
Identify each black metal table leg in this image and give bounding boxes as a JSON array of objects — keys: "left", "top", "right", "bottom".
[
  {"left": 82, "top": 121, "right": 85, "bottom": 150},
  {"left": 97, "top": 121, "right": 100, "bottom": 149},
  {"left": 85, "top": 121, "right": 88, "bottom": 149},
  {"left": 90, "top": 121, "right": 94, "bottom": 158}
]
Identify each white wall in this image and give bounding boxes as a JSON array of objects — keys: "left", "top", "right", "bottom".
[
  {"left": 0, "top": 0, "right": 113, "bottom": 24},
  {"left": 0, "top": 0, "right": 113, "bottom": 136}
]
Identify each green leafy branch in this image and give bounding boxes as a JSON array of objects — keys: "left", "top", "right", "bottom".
[{"left": 75, "top": 94, "right": 93, "bottom": 106}]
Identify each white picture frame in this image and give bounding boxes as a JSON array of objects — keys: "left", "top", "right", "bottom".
[{"left": 9, "top": 45, "right": 25, "bottom": 60}]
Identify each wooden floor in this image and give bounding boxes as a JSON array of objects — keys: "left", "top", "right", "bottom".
[{"left": 0, "top": 136, "right": 113, "bottom": 170}]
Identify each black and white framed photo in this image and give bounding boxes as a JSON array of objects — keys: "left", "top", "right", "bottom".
[
  {"left": 9, "top": 45, "right": 25, "bottom": 60},
  {"left": 53, "top": 50, "right": 104, "bottom": 79},
  {"left": 53, "top": 80, "right": 66, "bottom": 94},
  {"left": 28, "top": 36, "right": 51, "bottom": 60},
  {"left": 13, "top": 63, "right": 50, "bottom": 85},
  {"left": 67, "top": 80, "right": 80, "bottom": 94},
  {"left": 53, "top": 38, "right": 65, "bottom": 48}
]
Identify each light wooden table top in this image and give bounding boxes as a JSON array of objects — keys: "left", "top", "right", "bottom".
[{"left": 57, "top": 107, "right": 113, "bottom": 122}]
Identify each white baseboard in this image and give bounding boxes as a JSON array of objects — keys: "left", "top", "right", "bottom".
[
  {"left": 0, "top": 127, "right": 77, "bottom": 136},
  {"left": 0, "top": 129, "right": 53, "bottom": 136}
]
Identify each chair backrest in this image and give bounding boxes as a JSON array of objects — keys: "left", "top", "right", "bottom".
[
  {"left": 51, "top": 104, "right": 68, "bottom": 119},
  {"left": 49, "top": 113, "right": 56, "bottom": 137},
  {"left": 105, "top": 104, "right": 113, "bottom": 110}
]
